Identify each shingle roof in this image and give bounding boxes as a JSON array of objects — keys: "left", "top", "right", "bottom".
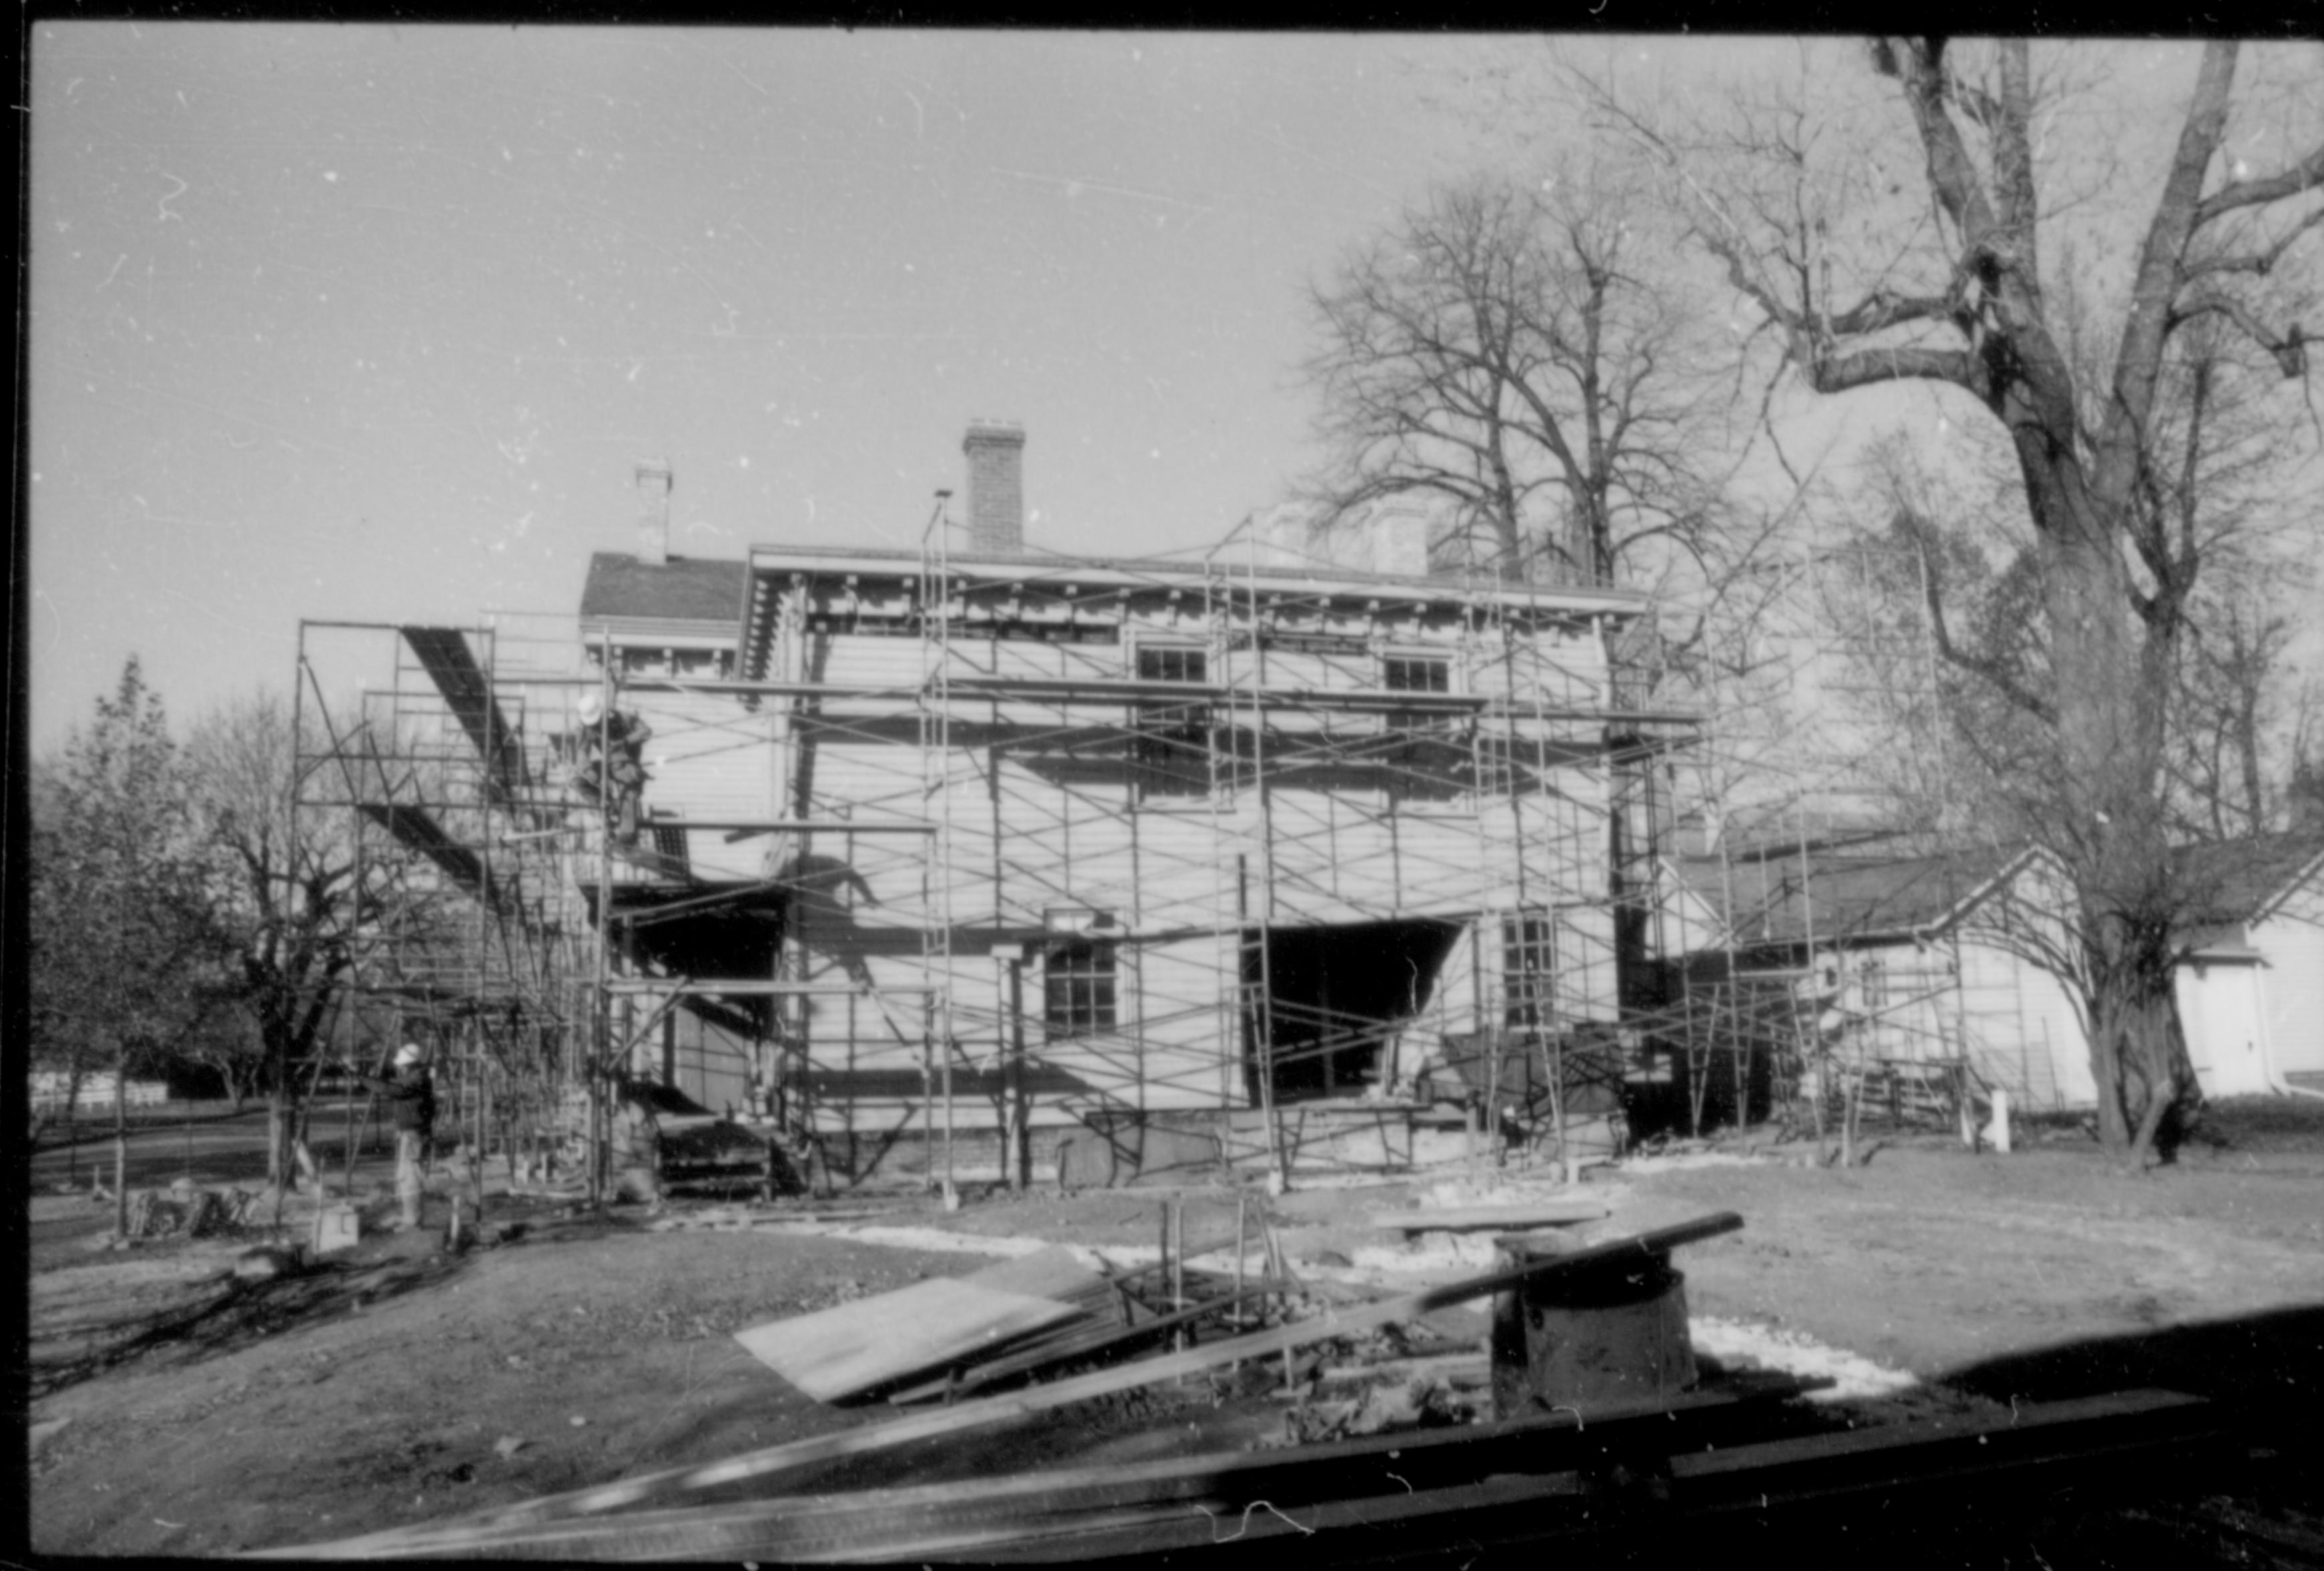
[
  {"left": 1670, "top": 844, "right": 2030, "bottom": 948},
  {"left": 2170, "top": 833, "right": 2324, "bottom": 926},
  {"left": 580, "top": 552, "right": 747, "bottom": 624}
]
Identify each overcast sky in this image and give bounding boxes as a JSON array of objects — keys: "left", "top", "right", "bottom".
[
  {"left": 26, "top": 26, "right": 2319, "bottom": 755},
  {"left": 27, "top": 24, "right": 1532, "bottom": 746}
]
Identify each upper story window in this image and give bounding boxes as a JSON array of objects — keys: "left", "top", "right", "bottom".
[
  {"left": 1137, "top": 646, "right": 1208, "bottom": 684},
  {"left": 615, "top": 646, "right": 735, "bottom": 679},
  {"left": 1383, "top": 655, "right": 1451, "bottom": 694}
]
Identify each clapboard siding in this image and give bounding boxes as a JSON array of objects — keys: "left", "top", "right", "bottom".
[{"left": 2256, "top": 886, "right": 2324, "bottom": 1077}]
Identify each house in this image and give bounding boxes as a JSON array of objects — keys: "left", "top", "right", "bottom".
[
  {"left": 1660, "top": 829, "right": 2324, "bottom": 1119},
  {"left": 2170, "top": 833, "right": 2324, "bottom": 1096},
  {"left": 1659, "top": 842, "right": 2095, "bottom": 1115},
  {"left": 574, "top": 423, "right": 1668, "bottom": 1184}
]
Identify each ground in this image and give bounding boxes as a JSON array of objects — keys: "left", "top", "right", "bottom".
[{"left": 20, "top": 1098, "right": 2324, "bottom": 1562}]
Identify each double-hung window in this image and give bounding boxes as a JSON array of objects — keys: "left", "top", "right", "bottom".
[
  {"left": 1133, "top": 645, "right": 1211, "bottom": 800},
  {"left": 1502, "top": 908, "right": 1556, "bottom": 1032},
  {"left": 1043, "top": 938, "right": 1118, "bottom": 1037}
]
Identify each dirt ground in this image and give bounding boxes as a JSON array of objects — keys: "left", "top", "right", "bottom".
[{"left": 21, "top": 1099, "right": 2324, "bottom": 1562}]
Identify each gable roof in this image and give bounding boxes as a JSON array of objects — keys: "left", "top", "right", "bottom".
[
  {"left": 1668, "top": 843, "right": 2036, "bottom": 949},
  {"left": 2170, "top": 832, "right": 2324, "bottom": 926},
  {"left": 580, "top": 552, "right": 747, "bottom": 625}
]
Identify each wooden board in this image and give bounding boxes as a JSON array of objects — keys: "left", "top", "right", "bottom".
[
  {"left": 733, "top": 1277, "right": 1085, "bottom": 1404},
  {"left": 962, "top": 1245, "right": 1115, "bottom": 1312},
  {"left": 1369, "top": 1198, "right": 1609, "bottom": 1233}
]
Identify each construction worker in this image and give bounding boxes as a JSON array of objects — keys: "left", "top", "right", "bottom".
[
  {"left": 356, "top": 1043, "right": 437, "bottom": 1232},
  {"left": 573, "top": 689, "right": 652, "bottom": 844}
]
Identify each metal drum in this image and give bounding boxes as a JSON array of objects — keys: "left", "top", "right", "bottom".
[{"left": 1490, "top": 1236, "right": 1697, "bottom": 1419}]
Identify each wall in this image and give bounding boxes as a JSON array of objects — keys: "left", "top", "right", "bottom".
[{"left": 2254, "top": 884, "right": 2324, "bottom": 1077}]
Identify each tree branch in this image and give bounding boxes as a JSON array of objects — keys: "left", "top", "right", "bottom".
[
  {"left": 2184, "top": 203, "right": 2324, "bottom": 281},
  {"left": 2193, "top": 140, "right": 2324, "bottom": 227},
  {"left": 2169, "top": 289, "right": 2312, "bottom": 377}
]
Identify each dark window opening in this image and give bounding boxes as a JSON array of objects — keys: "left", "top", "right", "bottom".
[
  {"left": 1044, "top": 938, "right": 1117, "bottom": 1037},
  {"left": 1241, "top": 919, "right": 1461, "bottom": 1104},
  {"left": 1503, "top": 908, "right": 1556, "bottom": 1031},
  {"left": 1137, "top": 646, "right": 1208, "bottom": 683},
  {"left": 1384, "top": 655, "right": 1451, "bottom": 693},
  {"left": 1133, "top": 703, "right": 1212, "bottom": 800},
  {"left": 1386, "top": 711, "right": 1467, "bottom": 806}
]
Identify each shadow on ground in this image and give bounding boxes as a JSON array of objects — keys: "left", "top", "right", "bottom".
[{"left": 31, "top": 1245, "right": 477, "bottom": 1401}]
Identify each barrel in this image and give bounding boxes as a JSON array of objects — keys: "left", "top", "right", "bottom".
[{"left": 1489, "top": 1235, "right": 1697, "bottom": 1419}]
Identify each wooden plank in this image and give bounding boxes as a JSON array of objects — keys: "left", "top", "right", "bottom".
[
  {"left": 273, "top": 1212, "right": 1742, "bottom": 1556},
  {"left": 962, "top": 1245, "right": 1114, "bottom": 1307},
  {"left": 1369, "top": 1200, "right": 1609, "bottom": 1233},
  {"left": 884, "top": 1280, "right": 1288, "bottom": 1406},
  {"left": 733, "top": 1278, "right": 1086, "bottom": 1404},
  {"left": 269, "top": 1383, "right": 1792, "bottom": 1562}
]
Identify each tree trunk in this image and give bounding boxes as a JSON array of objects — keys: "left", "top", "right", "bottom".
[
  {"left": 112, "top": 1071, "right": 130, "bottom": 1240},
  {"left": 2034, "top": 472, "right": 2196, "bottom": 1164},
  {"left": 268, "top": 1081, "right": 289, "bottom": 1190},
  {"left": 63, "top": 1075, "right": 82, "bottom": 1186}
]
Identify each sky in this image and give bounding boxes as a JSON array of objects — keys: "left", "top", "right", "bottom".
[
  {"left": 25, "top": 26, "right": 2321, "bottom": 758},
  {"left": 27, "top": 24, "right": 1544, "bottom": 747}
]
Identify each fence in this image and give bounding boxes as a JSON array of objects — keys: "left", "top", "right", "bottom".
[{"left": 27, "top": 1073, "right": 170, "bottom": 1113}]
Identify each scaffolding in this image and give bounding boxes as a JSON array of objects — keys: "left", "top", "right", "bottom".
[
  {"left": 290, "top": 613, "right": 605, "bottom": 1203},
  {"left": 293, "top": 507, "right": 1808, "bottom": 1197},
  {"left": 609, "top": 511, "right": 1705, "bottom": 1192},
  {"left": 1606, "top": 529, "right": 2063, "bottom": 1142}
]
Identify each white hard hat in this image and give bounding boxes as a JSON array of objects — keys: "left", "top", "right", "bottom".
[
  {"left": 394, "top": 1043, "right": 423, "bottom": 1067},
  {"left": 576, "top": 689, "right": 605, "bottom": 725}
]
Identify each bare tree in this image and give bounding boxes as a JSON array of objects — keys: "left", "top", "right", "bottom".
[
  {"left": 1302, "top": 164, "right": 1748, "bottom": 589},
  {"left": 1597, "top": 39, "right": 2323, "bottom": 1164},
  {"left": 184, "top": 689, "right": 369, "bottom": 1190}
]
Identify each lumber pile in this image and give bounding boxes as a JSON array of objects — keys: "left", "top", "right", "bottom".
[
  {"left": 269, "top": 1214, "right": 1747, "bottom": 1560},
  {"left": 272, "top": 1384, "right": 2220, "bottom": 1562}
]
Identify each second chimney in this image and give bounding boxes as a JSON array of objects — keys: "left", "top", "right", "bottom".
[
  {"left": 962, "top": 421, "right": 1026, "bottom": 556},
  {"left": 635, "top": 458, "right": 673, "bottom": 565}
]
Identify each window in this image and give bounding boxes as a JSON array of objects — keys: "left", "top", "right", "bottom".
[
  {"left": 1386, "top": 711, "right": 1467, "bottom": 806},
  {"left": 1133, "top": 703, "right": 1211, "bottom": 799},
  {"left": 1043, "top": 938, "right": 1118, "bottom": 1036},
  {"left": 1383, "top": 655, "right": 1451, "bottom": 693},
  {"left": 1137, "top": 646, "right": 1207, "bottom": 684},
  {"left": 1502, "top": 909, "right": 1556, "bottom": 1031}
]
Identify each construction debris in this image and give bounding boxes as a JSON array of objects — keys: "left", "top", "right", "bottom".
[{"left": 266, "top": 1213, "right": 1747, "bottom": 1560}]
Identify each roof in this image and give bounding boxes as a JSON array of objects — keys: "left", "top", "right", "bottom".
[
  {"left": 580, "top": 552, "right": 748, "bottom": 625},
  {"left": 1668, "top": 844, "right": 2034, "bottom": 948},
  {"left": 2170, "top": 833, "right": 2324, "bottom": 926}
]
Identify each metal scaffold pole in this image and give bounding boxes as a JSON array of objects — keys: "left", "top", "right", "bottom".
[{"left": 920, "top": 492, "right": 958, "bottom": 1205}]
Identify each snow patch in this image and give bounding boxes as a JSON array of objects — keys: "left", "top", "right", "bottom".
[{"left": 1690, "top": 1315, "right": 1918, "bottom": 1403}]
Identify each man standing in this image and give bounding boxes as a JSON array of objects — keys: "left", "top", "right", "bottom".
[{"left": 357, "top": 1043, "right": 436, "bottom": 1232}]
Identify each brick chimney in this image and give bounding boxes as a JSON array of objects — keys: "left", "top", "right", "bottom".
[
  {"left": 635, "top": 458, "right": 672, "bottom": 565},
  {"left": 962, "top": 421, "right": 1026, "bottom": 556}
]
